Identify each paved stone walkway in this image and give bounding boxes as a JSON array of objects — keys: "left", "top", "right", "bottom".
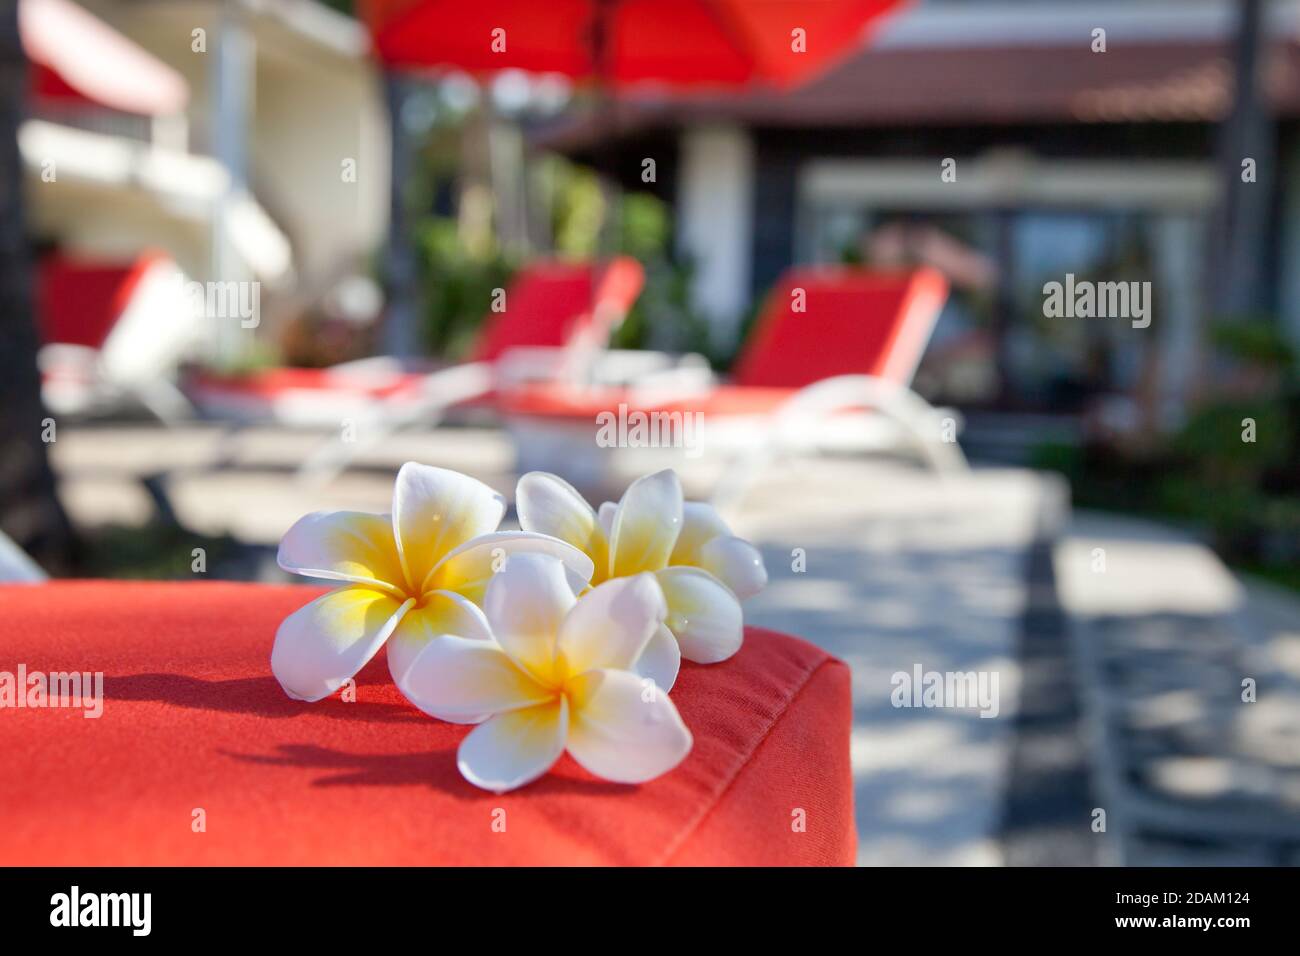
[{"left": 730, "top": 458, "right": 1065, "bottom": 865}]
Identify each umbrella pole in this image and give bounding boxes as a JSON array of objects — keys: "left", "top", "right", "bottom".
[
  {"left": 381, "top": 71, "right": 421, "bottom": 359},
  {"left": 584, "top": 0, "right": 618, "bottom": 376},
  {"left": 556, "top": 0, "right": 619, "bottom": 386}
]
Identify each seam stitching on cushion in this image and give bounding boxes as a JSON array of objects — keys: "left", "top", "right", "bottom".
[{"left": 654, "top": 655, "right": 842, "bottom": 866}]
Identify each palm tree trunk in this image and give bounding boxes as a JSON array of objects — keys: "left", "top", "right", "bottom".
[
  {"left": 0, "top": 3, "right": 73, "bottom": 572},
  {"left": 1211, "top": 0, "right": 1275, "bottom": 318}
]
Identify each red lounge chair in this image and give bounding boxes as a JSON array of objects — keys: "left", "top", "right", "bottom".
[
  {"left": 37, "top": 252, "right": 202, "bottom": 422},
  {"left": 471, "top": 257, "right": 644, "bottom": 366},
  {"left": 188, "top": 257, "right": 646, "bottom": 422},
  {"left": 186, "top": 257, "right": 645, "bottom": 480},
  {"left": 0, "top": 581, "right": 855, "bottom": 866},
  {"left": 496, "top": 267, "right": 966, "bottom": 504}
]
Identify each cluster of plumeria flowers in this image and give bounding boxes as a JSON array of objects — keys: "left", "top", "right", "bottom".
[{"left": 271, "top": 463, "right": 767, "bottom": 792}]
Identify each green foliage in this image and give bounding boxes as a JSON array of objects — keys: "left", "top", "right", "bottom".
[
  {"left": 550, "top": 163, "right": 605, "bottom": 260},
  {"left": 1033, "top": 303, "right": 1300, "bottom": 590},
  {"left": 1238, "top": 562, "right": 1300, "bottom": 593},
  {"left": 1170, "top": 400, "right": 1292, "bottom": 479},
  {"left": 200, "top": 339, "right": 282, "bottom": 375},
  {"left": 613, "top": 257, "right": 719, "bottom": 363},
  {"left": 617, "top": 192, "right": 671, "bottom": 263},
  {"left": 1153, "top": 473, "right": 1257, "bottom": 530},
  {"left": 1209, "top": 319, "right": 1297, "bottom": 369},
  {"left": 414, "top": 217, "right": 517, "bottom": 357},
  {"left": 409, "top": 147, "right": 715, "bottom": 361},
  {"left": 79, "top": 523, "right": 238, "bottom": 580},
  {"left": 1027, "top": 440, "right": 1083, "bottom": 476},
  {"left": 1034, "top": 386, "right": 1300, "bottom": 590}
]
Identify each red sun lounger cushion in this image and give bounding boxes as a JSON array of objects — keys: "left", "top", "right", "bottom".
[
  {"left": 188, "top": 366, "right": 427, "bottom": 403},
  {"left": 472, "top": 257, "right": 645, "bottom": 363},
  {"left": 0, "top": 581, "right": 854, "bottom": 866},
  {"left": 37, "top": 253, "right": 167, "bottom": 349},
  {"left": 494, "top": 382, "right": 798, "bottom": 420},
  {"left": 732, "top": 267, "right": 949, "bottom": 389}
]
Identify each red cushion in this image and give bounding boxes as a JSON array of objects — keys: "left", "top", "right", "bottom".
[
  {"left": 732, "top": 267, "right": 949, "bottom": 388},
  {"left": 30, "top": 61, "right": 88, "bottom": 105},
  {"left": 189, "top": 366, "right": 427, "bottom": 402},
  {"left": 37, "top": 253, "right": 166, "bottom": 348},
  {"left": 472, "top": 257, "right": 644, "bottom": 363},
  {"left": 496, "top": 382, "right": 797, "bottom": 419},
  {"left": 0, "top": 581, "right": 854, "bottom": 866}
]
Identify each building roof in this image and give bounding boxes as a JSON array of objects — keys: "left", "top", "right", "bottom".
[{"left": 537, "top": 0, "right": 1300, "bottom": 148}]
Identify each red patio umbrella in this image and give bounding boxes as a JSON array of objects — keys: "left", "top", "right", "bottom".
[{"left": 363, "top": 0, "right": 907, "bottom": 90}]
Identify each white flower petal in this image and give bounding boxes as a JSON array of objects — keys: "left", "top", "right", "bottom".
[
  {"left": 386, "top": 589, "right": 492, "bottom": 689},
  {"left": 392, "top": 462, "right": 506, "bottom": 593},
  {"left": 277, "top": 510, "right": 406, "bottom": 594},
  {"left": 609, "top": 469, "right": 683, "bottom": 577},
  {"left": 516, "top": 472, "right": 609, "bottom": 576},
  {"left": 397, "top": 633, "right": 553, "bottom": 719},
  {"left": 457, "top": 698, "right": 568, "bottom": 793},
  {"left": 668, "top": 501, "right": 731, "bottom": 566},
  {"left": 633, "top": 624, "right": 681, "bottom": 693},
  {"left": 271, "top": 587, "right": 410, "bottom": 702},
  {"left": 655, "top": 566, "right": 744, "bottom": 663},
  {"left": 698, "top": 535, "right": 768, "bottom": 599},
  {"left": 425, "top": 531, "right": 595, "bottom": 605},
  {"left": 597, "top": 502, "right": 617, "bottom": 539},
  {"left": 483, "top": 553, "right": 575, "bottom": 684},
  {"left": 556, "top": 573, "right": 666, "bottom": 678},
  {"left": 566, "top": 669, "right": 692, "bottom": 784}
]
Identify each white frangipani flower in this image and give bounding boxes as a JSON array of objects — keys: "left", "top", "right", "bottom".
[
  {"left": 398, "top": 553, "right": 692, "bottom": 792},
  {"left": 515, "top": 469, "right": 766, "bottom": 663},
  {"left": 271, "top": 462, "right": 594, "bottom": 704}
]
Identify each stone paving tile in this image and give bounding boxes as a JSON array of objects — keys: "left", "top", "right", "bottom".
[
  {"left": 730, "top": 459, "right": 1061, "bottom": 865},
  {"left": 1057, "top": 512, "right": 1300, "bottom": 866},
  {"left": 999, "top": 537, "right": 1100, "bottom": 866}
]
